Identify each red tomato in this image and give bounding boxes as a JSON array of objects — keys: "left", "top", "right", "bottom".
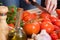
[
  {"left": 22, "top": 11, "right": 32, "bottom": 22},
  {"left": 22, "top": 11, "right": 37, "bottom": 22},
  {"left": 41, "top": 21, "right": 54, "bottom": 33},
  {"left": 56, "top": 9, "right": 60, "bottom": 19},
  {"left": 22, "top": 11, "right": 31, "bottom": 18},
  {"left": 8, "top": 23, "right": 15, "bottom": 28},
  {"left": 40, "top": 11, "right": 50, "bottom": 18},
  {"left": 58, "top": 32, "right": 60, "bottom": 39},
  {"left": 23, "top": 15, "right": 32, "bottom": 22},
  {"left": 54, "top": 20, "right": 60, "bottom": 27},
  {"left": 50, "top": 31, "right": 58, "bottom": 40},
  {"left": 54, "top": 25, "right": 60, "bottom": 31},
  {"left": 34, "top": 18, "right": 42, "bottom": 26},
  {"left": 42, "top": 18, "right": 51, "bottom": 22},
  {"left": 50, "top": 15, "right": 59, "bottom": 24},
  {"left": 58, "top": 15, "right": 60, "bottom": 19},
  {"left": 23, "top": 20, "right": 40, "bottom": 35},
  {"left": 56, "top": 9, "right": 60, "bottom": 15},
  {"left": 31, "top": 13, "right": 37, "bottom": 20}
]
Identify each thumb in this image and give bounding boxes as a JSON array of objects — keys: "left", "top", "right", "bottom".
[{"left": 33, "top": 0, "right": 36, "bottom": 2}]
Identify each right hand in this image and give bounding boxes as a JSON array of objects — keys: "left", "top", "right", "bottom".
[
  {"left": 45, "top": 0, "right": 57, "bottom": 13},
  {"left": 25, "top": 0, "right": 36, "bottom": 3}
]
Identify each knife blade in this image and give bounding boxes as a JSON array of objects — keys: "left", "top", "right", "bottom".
[{"left": 29, "top": 0, "right": 50, "bottom": 14}]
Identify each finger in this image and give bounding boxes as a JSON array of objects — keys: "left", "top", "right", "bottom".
[
  {"left": 51, "top": 0, "right": 57, "bottom": 13},
  {"left": 46, "top": 0, "right": 51, "bottom": 10},
  {"left": 52, "top": 4, "right": 57, "bottom": 13},
  {"left": 48, "top": 2, "right": 54, "bottom": 13}
]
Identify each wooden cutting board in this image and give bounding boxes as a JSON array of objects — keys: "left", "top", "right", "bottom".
[{"left": 27, "top": 8, "right": 58, "bottom": 17}]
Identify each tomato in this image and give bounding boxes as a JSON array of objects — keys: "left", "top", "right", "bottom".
[
  {"left": 31, "top": 13, "right": 37, "bottom": 20},
  {"left": 50, "top": 15, "right": 59, "bottom": 24},
  {"left": 56, "top": 9, "right": 60, "bottom": 15},
  {"left": 23, "top": 15, "right": 32, "bottom": 22},
  {"left": 23, "top": 20, "right": 40, "bottom": 35},
  {"left": 56, "top": 9, "right": 60, "bottom": 19},
  {"left": 40, "top": 11, "right": 50, "bottom": 18},
  {"left": 22, "top": 11, "right": 32, "bottom": 22},
  {"left": 41, "top": 21, "right": 54, "bottom": 33},
  {"left": 58, "top": 32, "right": 60, "bottom": 39},
  {"left": 54, "top": 20, "right": 60, "bottom": 27},
  {"left": 42, "top": 18, "right": 51, "bottom": 22},
  {"left": 8, "top": 23, "right": 15, "bottom": 28},
  {"left": 22, "top": 11, "right": 37, "bottom": 22},
  {"left": 54, "top": 25, "right": 60, "bottom": 31},
  {"left": 22, "top": 11, "right": 31, "bottom": 18},
  {"left": 58, "top": 15, "right": 60, "bottom": 19},
  {"left": 50, "top": 31, "right": 58, "bottom": 40}
]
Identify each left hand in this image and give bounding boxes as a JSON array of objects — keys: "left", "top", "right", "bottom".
[{"left": 45, "top": 0, "right": 57, "bottom": 13}]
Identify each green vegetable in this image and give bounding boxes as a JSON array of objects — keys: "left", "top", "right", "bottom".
[
  {"left": 7, "top": 6, "right": 24, "bottom": 27},
  {"left": 7, "top": 6, "right": 17, "bottom": 24}
]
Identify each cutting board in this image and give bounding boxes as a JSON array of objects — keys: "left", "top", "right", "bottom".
[{"left": 27, "top": 8, "right": 58, "bottom": 17}]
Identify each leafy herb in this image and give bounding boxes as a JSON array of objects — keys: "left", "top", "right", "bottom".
[
  {"left": 7, "top": 6, "right": 24, "bottom": 27},
  {"left": 7, "top": 6, "right": 17, "bottom": 24}
]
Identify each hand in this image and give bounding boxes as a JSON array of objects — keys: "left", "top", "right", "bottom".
[
  {"left": 25, "top": 0, "right": 36, "bottom": 3},
  {"left": 45, "top": 0, "right": 57, "bottom": 13}
]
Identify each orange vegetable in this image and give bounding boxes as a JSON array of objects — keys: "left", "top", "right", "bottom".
[{"left": 23, "top": 20, "right": 40, "bottom": 35}]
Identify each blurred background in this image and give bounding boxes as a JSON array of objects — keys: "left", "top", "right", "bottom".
[
  {"left": 41, "top": 0, "right": 60, "bottom": 9},
  {"left": 0, "top": 0, "right": 60, "bottom": 9}
]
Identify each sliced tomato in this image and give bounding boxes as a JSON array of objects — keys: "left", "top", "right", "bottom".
[
  {"left": 50, "top": 15, "right": 59, "bottom": 24},
  {"left": 54, "top": 20, "right": 60, "bottom": 27},
  {"left": 31, "top": 13, "right": 37, "bottom": 20},
  {"left": 58, "top": 32, "right": 60, "bottom": 39},
  {"left": 50, "top": 31, "right": 58, "bottom": 40},
  {"left": 23, "top": 14, "right": 32, "bottom": 22},
  {"left": 41, "top": 21, "right": 54, "bottom": 33},
  {"left": 22, "top": 11, "right": 37, "bottom": 22},
  {"left": 22, "top": 11, "right": 32, "bottom": 22},
  {"left": 22, "top": 11, "right": 31, "bottom": 18},
  {"left": 40, "top": 11, "right": 50, "bottom": 18},
  {"left": 54, "top": 25, "right": 60, "bottom": 31},
  {"left": 42, "top": 18, "right": 51, "bottom": 22}
]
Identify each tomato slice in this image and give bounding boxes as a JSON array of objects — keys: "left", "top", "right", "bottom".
[
  {"left": 40, "top": 11, "right": 50, "bottom": 18},
  {"left": 41, "top": 21, "right": 54, "bottom": 33}
]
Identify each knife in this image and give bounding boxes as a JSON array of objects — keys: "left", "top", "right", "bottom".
[{"left": 29, "top": 0, "right": 50, "bottom": 14}]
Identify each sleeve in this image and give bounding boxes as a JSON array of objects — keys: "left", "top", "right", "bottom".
[{"left": 0, "top": 0, "right": 20, "bottom": 7}]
